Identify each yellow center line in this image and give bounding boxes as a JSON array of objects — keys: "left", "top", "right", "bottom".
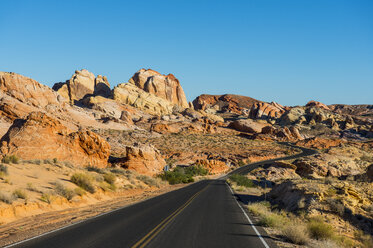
[{"left": 131, "top": 184, "right": 209, "bottom": 248}]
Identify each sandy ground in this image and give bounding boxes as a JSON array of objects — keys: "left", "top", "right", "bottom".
[{"left": 0, "top": 184, "right": 184, "bottom": 247}]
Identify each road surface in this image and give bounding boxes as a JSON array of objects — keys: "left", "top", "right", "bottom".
[{"left": 7, "top": 145, "right": 316, "bottom": 248}]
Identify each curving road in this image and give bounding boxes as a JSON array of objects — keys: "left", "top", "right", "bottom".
[{"left": 6, "top": 144, "right": 317, "bottom": 248}]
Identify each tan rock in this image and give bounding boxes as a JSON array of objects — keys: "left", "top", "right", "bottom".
[
  {"left": 228, "top": 119, "right": 268, "bottom": 133},
  {"left": 195, "top": 159, "right": 229, "bottom": 174},
  {"left": 0, "top": 72, "right": 60, "bottom": 108},
  {"left": 113, "top": 83, "right": 174, "bottom": 116},
  {"left": 249, "top": 102, "right": 286, "bottom": 119},
  {"left": 116, "top": 144, "right": 166, "bottom": 176},
  {"left": 306, "top": 100, "right": 330, "bottom": 110},
  {"left": 129, "top": 69, "right": 188, "bottom": 108},
  {"left": 0, "top": 112, "right": 110, "bottom": 168}
]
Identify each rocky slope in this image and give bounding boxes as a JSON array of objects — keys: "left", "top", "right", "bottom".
[{"left": 0, "top": 112, "right": 111, "bottom": 167}]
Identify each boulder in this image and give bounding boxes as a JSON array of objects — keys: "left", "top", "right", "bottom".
[
  {"left": 295, "top": 137, "right": 345, "bottom": 149},
  {"left": 129, "top": 69, "right": 188, "bottom": 108},
  {"left": 0, "top": 112, "right": 111, "bottom": 167},
  {"left": 228, "top": 119, "right": 268, "bottom": 133},
  {"left": 116, "top": 144, "right": 166, "bottom": 176}
]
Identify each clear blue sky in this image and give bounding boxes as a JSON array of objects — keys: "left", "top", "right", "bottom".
[{"left": 1, "top": 0, "right": 372, "bottom": 106}]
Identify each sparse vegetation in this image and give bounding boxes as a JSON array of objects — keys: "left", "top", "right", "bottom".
[
  {"left": 74, "top": 187, "right": 86, "bottom": 196},
  {"left": 13, "top": 189, "right": 27, "bottom": 200},
  {"left": 103, "top": 173, "right": 116, "bottom": 185},
  {"left": 307, "top": 216, "right": 334, "bottom": 240},
  {"left": 71, "top": 173, "right": 95, "bottom": 193},
  {"left": 2, "top": 155, "right": 19, "bottom": 164},
  {"left": 159, "top": 165, "right": 208, "bottom": 184},
  {"left": 0, "top": 164, "right": 8, "bottom": 175},
  {"left": 229, "top": 174, "right": 255, "bottom": 188},
  {"left": 136, "top": 175, "right": 161, "bottom": 187},
  {"left": 27, "top": 183, "right": 39, "bottom": 192},
  {"left": 54, "top": 182, "right": 75, "bottom": 200},
  {"left": 281, "top": 223, "right": 310, "bottom": 245},
  {"left": 0, "top": 192, "right": 15, "bottom": 204},
  {"left": 40, "top": 193, "right": 53, "bottom": 204}
]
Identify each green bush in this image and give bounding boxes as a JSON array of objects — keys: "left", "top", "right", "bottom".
[
  {"left": 159, "top": 165, "right": 208, "bottom": 185},
  {"left": 70, "top": 173, "right": 95, "bottom": 193},
  {"left": 229, "top": 174, "right": 255, "bottom": 188},
  {"left": 40, "top": 193, "right": 53, "bottom": 204},
  {"left": 307, "top": 217, "right": 334, "bottom": 240},
  {"left": 282, "top": 224, "right": 309, "bottom": 245},
  {"left": 2, "top": 155, "right": 19, "bottom": 164}
]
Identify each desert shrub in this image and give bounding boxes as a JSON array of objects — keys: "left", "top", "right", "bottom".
[
  {"left": 53, "top": 158, "right": 58, "bottom": 163},
  {"left": 74, "top": 187, "right": 86, "bottom": 196},
  {"left": 159, "top": 167, "right": 194, "bottom": 185},
  {"left": 13, "top": 189, "right": 27, "bottom": 199},
  {"left": 0, "top": 164, "right": 8, "bottom": 175},
  {"left": 0, "top": 192, "right": 15, "bottom": 204},
  {"left": 307, "top": 217, "right": 334, "bottom": 240},
  {"left": 136, "top": 175, "right": 161, "bottom": 187},
  {"left": 86, "top": 166, "right": 104, "bottom": 174},
  {"left": 54, "top": 182, "right": 75, "bottom": 200},
  {"left": 229, "top": 174, "right": 255, "bottom": 188},
  {"left": 70, "top": 173, "right": 95, "bottom": 193},
  {"left": 354, "top": 230, "right": 373, "bottom": 248},
  {"left": 184, "top": 165, "right": 208, "bottom": 176},
  {"left": 326, "top": 198, "right": 345, "bottom": 216},
  {"left": 27, "top": 183, "right": 39, "bottom": 192},
  {"left": 237, "top": 160, "right": 245, "bottom": 167},
  {"left": 2, "top": 155, "right": 19, "bottom": 164},
  {"left": 103, "top": 173, "right": 116, "bottom": 185},
  {"left": 247, "top": 202, "right": 287, "bottom": 228},
  {"left": 40, "top": 193, "right": 53, "bottom": 204},
  {"left": 282, "top": 223, "right": 309, "bottom": 245}
]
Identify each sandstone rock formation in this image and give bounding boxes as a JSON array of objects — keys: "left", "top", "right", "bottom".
[
  {"left": 367, "top": 164, "right": 373, "bottom": 182},
  {"left": 114, "top": 143, "right": 166, "bottom": 176},
  {"left": 228, "top": 119, "right": 268, "bottom": 133},
  {"left": 0, "top": 112, "right": 110, "bottom": 167},
  {"left": 192, "top": 94, "right": 261, "bottom": 114},
  {"left": 113, "top": 83, "right": 175, "bottom": 116},
  {"left": 249, "top": 102, "right": 286, "bottom": 120},
  {"left": 295, "top": 137, "right": 345, "bottom": 149},
  {"left": 306, "top": 100, "right": 330, "bottom": 110},
  {"left": 128, "top": 69, "right": 188, "bottom": 108},
  {"left": 53, "top": 69, "right": 111, "bottom": 103},
  {"left": 195, "top": 159, "right": 229, "bottom": 174}
]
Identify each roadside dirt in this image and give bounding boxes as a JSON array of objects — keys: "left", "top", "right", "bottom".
[{"left": 0, "top": 184, "right": 184, "bottom": 247}]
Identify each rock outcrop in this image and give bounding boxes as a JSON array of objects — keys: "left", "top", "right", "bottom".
[
  {"left": 295, "top": 137, "right": 345, "bottom": 149},
  {"left": 195, "top": 159, "right": 229, "bottom": 174},
  {"left": 113, "top": 83, "right": 175, "bottom": 116},
  {"left": 128, "top": 69, "right": 188, "bottom": 108},
  {"left": 228, "top": 119, "right": 268, "bottom": 133},
  {"left": 367, "top": 164, "right": 373, "bottom": 182},
  {"left": 0, "top": 112, "right": 111, "bottom": 167},
  {"left": 0, "top": 72, "right": 62, "bottom": 121},
  {"left": 306, "top": 100, "right": 330, "bottom": 110},
  {"left": 192, "top": 94, "right": 261, "bottom": 115},
  {"left": 114, "top": 143, "right": 166, "bottom": 176},
  {"left": 249, "top": 102, "right": 286, "bottom": 120},
  {"left": 53, "top": 69, "right": 111, "bottom": 103}
]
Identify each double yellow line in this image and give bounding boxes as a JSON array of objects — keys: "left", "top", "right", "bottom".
[{"left": 131, "top": 184, "right": 209, "bottom": 248}]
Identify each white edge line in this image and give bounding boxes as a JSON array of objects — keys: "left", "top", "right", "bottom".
[
  {"left": 226, "top": 182, "right": 270, "bottom": 248},
  {"left": 4, "top": 181, "right": 204, "bottom": 248}
]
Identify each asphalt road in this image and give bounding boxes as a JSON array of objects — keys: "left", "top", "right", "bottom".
[{"left": 7, "top": 144, "right": 317, "bottom": 248}]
